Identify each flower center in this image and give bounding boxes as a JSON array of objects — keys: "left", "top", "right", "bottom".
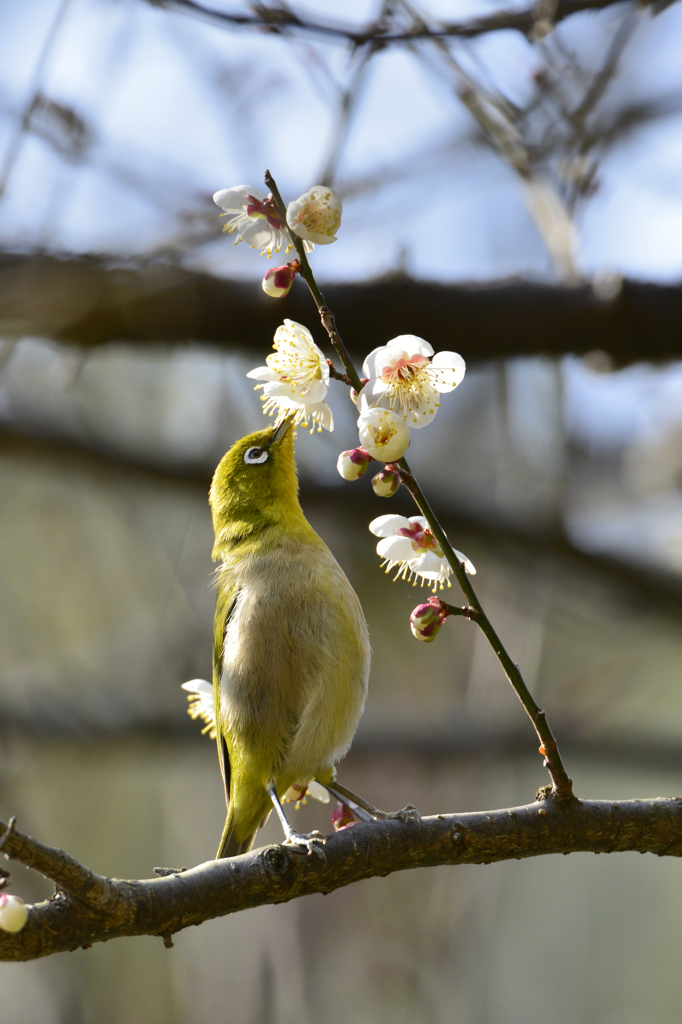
[
  {"left": 378, "top": 353, "right": 437, "bottom": 414},
  {"left": 369, "top": 418, "right": 398, "bottom": 448},
  {"left": 293, "top": 192, "right": 341, "bottom": 236},
  {"left": 245, "top": 194, "right": 285, "bottom": 231},
  {"left": 397, "top": 522, "right": 441, "bottom": 553},
  {"left": 269, "top": 343, "right": 323, "bottom": 396},
  {"left": 381, "top": 354, "right": 430, "bottom": 386}
]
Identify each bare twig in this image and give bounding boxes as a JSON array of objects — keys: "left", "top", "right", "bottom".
[
  {"left": 0, "top": 817, "right": 116, "bottom": 912},
  {"left": 149, "top": 0, "right": 669, "bottom": 45}
]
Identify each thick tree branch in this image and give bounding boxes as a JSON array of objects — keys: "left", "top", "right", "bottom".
[
  {"left": 2, "top": 254, "right": 680, "bottom": 365},
  {"left": 3, "top": 795, "right": 682, "bottom": 961}
]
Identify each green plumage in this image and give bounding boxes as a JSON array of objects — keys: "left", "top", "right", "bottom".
[{"left": 210, "top": 423, "right": 371, "bottom": 857}]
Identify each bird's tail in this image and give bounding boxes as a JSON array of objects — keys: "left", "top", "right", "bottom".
[{"left": 216, "top": 813, "right": 258, "bottom": 859}]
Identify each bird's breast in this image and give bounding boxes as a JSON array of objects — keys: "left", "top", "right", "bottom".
[{"left": 216, "top": 536, "right": 370, "bottom": 778}]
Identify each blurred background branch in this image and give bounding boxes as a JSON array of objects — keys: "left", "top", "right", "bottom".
[{"left": 2, "top": 252, "right": 681, "bottom": 362}]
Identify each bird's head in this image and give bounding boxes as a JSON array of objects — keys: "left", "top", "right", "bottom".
[{"left": 210, "top": 417, "right": 304, "bottom": 554}]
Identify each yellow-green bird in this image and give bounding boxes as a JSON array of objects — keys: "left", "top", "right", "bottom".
[{"left": 208, "top": 418, "right": 371, "bottom": 857}]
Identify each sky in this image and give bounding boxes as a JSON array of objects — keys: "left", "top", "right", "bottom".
[{"left": 0, "top": 0, "right": 681, "bottom": 283}]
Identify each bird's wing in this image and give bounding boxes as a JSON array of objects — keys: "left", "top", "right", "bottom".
[{"left": 213, "top": 582, "right": 240, "bottom": 809}]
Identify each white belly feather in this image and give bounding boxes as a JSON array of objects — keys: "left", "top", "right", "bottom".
[{"left": 218, "top": 539, "right": 370, "bottom": 783}]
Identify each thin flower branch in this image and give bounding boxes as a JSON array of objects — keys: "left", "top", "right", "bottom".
[
  {"left": 264, "top": 170, "right": 363, "bottom": 393},
  {"left": 266, "top": 168, "right": 573, "bottom": 800},
  {"left": 397, "top": 458, "right": 574, "bottom": 800}
]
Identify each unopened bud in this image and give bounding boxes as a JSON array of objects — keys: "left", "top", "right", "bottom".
[
  {"left": 331, "top": 802, "right": 358, "bottom": 830},
  {"left": 337, "top": 447, "right": 371, "bottom": 481},
  {"left": 0, "top": 894, "right": 28, "bottom": 933},
  {"left": 262, "top": 262, "right": 298, "bottom": 298},
  {"left": 350, "top": 378, "right": 369, "bottom": 405},
  {"left": 371, "top": 467, "right": 400, "bottom": 497},
  {"left": 410, "top": 597, "right": 447, "bottom": 642}
]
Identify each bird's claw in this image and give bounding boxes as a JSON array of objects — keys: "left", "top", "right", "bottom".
[
  {"left": 376, "top": 804, "right": 421, "bottom": 824},
  {"left": 283, "top": 830, "right": 327, "bottom": 859}
]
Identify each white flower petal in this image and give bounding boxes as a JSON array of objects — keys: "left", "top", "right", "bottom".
[
  {"left": 181, "top": 679, "right": 216, "bottom": 737},
  {"left": 239, "top": 220, "right": 283, "bottom": 251},
  {"left": 213, "top": 185, "right": 265, "bottom": 212},
  {"left": 306, "top": 780, "right": 330, "bottom": 803},
  {"left": 362, "top": 345, "right": 398, "bottom": 381},
  {"left": 262, "top": 369, "right": 328, "bottom": 404},
  {"left": 181, "top": 678, "right": 212, "bottom": 699},
  {"left": 377, "top": 536, "right": 419, "bottom": 561},
  {"left": 261, "top": 392, "right": 334, "bottom": 433},
  {"left": 411, "top": 550, "right": 450, "bottom": 580},
  {"left": 306, "top": 400, "right": 334, "bottom": 432},
  {"left": 430, "top": 351, "right": 466, "bottom": 393},
  {"left": 246, "top": 366, "right": 279, "bottom": 381},
  {"left": 385, "top": 335, "right": 434, "bottom": 359},
  {"left": 369, "top": 514, "right": 411, "bottom": 537},
  {"left": 453, "top": 548, "right": 476, "bottom": 575}
]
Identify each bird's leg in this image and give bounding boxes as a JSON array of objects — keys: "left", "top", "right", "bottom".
[
  {"left": 266, "top": 783, "right": 327, "bottom": 857},
  {"left": 324, "top": 781, "right": 421, "bottom": 824}
]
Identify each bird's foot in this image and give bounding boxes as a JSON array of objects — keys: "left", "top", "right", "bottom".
[
  {"left": 283, "top": 830, "right": 327, "bottom": 859},
  {"left": 374, "top": 804, "right": 421, "bottom": 824}
]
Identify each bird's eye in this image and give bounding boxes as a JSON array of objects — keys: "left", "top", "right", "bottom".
[{"left": 244, "top": 447, "right": 269, "bottom": 465}]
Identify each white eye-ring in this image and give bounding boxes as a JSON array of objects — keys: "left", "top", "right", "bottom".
[{"left": 244, "top": 447, "right": 269, "bottom": 465}]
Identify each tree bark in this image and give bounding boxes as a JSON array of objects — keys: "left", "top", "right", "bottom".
[{"left": 3, "top": 794, "right": 682, "bottom": 962}]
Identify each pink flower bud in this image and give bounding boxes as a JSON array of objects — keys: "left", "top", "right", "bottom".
[
  {"left": 371, "top": 467, "right": 400, "bottom": 497},
  {"left": 0, "top": 894, "right": 28, "bottom": 933},
  {"left": 337, "top": 447, "right": 371, "bottom": 481},
  {"left": 410, "top": 597, "right": 447, "bottom": 642},
  {"left": 350, "top": 378, "right": 370, "bottom": 405},
  {"left": 331, "top": 802, "right": 358, "bottom": 830},
  {"left": 262, "top": 262, "right": 298, "bottom": 298}
]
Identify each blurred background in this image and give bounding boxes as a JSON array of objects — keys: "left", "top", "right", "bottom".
[{"left": 2, "top": 0, "right": 682, "bottom": 1021}]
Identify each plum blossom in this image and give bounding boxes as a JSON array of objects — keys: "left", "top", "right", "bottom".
[
  {"left": 213, "top": 186, "right": 297, "bottom": 257},
  {"left": 362, "top": 335, "right": 465, "bottom": 428},
  {"left": 0, "top": 894, "right": 28, "bottom": 933},
  {"left": 357, "top": 405, "right": 410, "bottom": 462},
  {"left": 181, "top": 679, "right": 215, "bottom": 739},
  {"left": 287, "top": 186, "right": 342, "bottom": 245},
  {"left": 369, "top": 514, "right": 475, "bottom": 591},
  {"left": 283, "top": 781, "right": 330, "bottom": 808},
  {"left": 247, "top": 320, "right": 334, "bottom": 433}
]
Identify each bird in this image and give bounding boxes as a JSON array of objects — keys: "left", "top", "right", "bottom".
[{"left": 208, "top": 417, "right": 371, "bottom": 858}]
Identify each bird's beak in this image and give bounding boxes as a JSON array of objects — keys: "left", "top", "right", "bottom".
[{"left": 270, "top": 414, "right": 296, "bottom": 445}]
